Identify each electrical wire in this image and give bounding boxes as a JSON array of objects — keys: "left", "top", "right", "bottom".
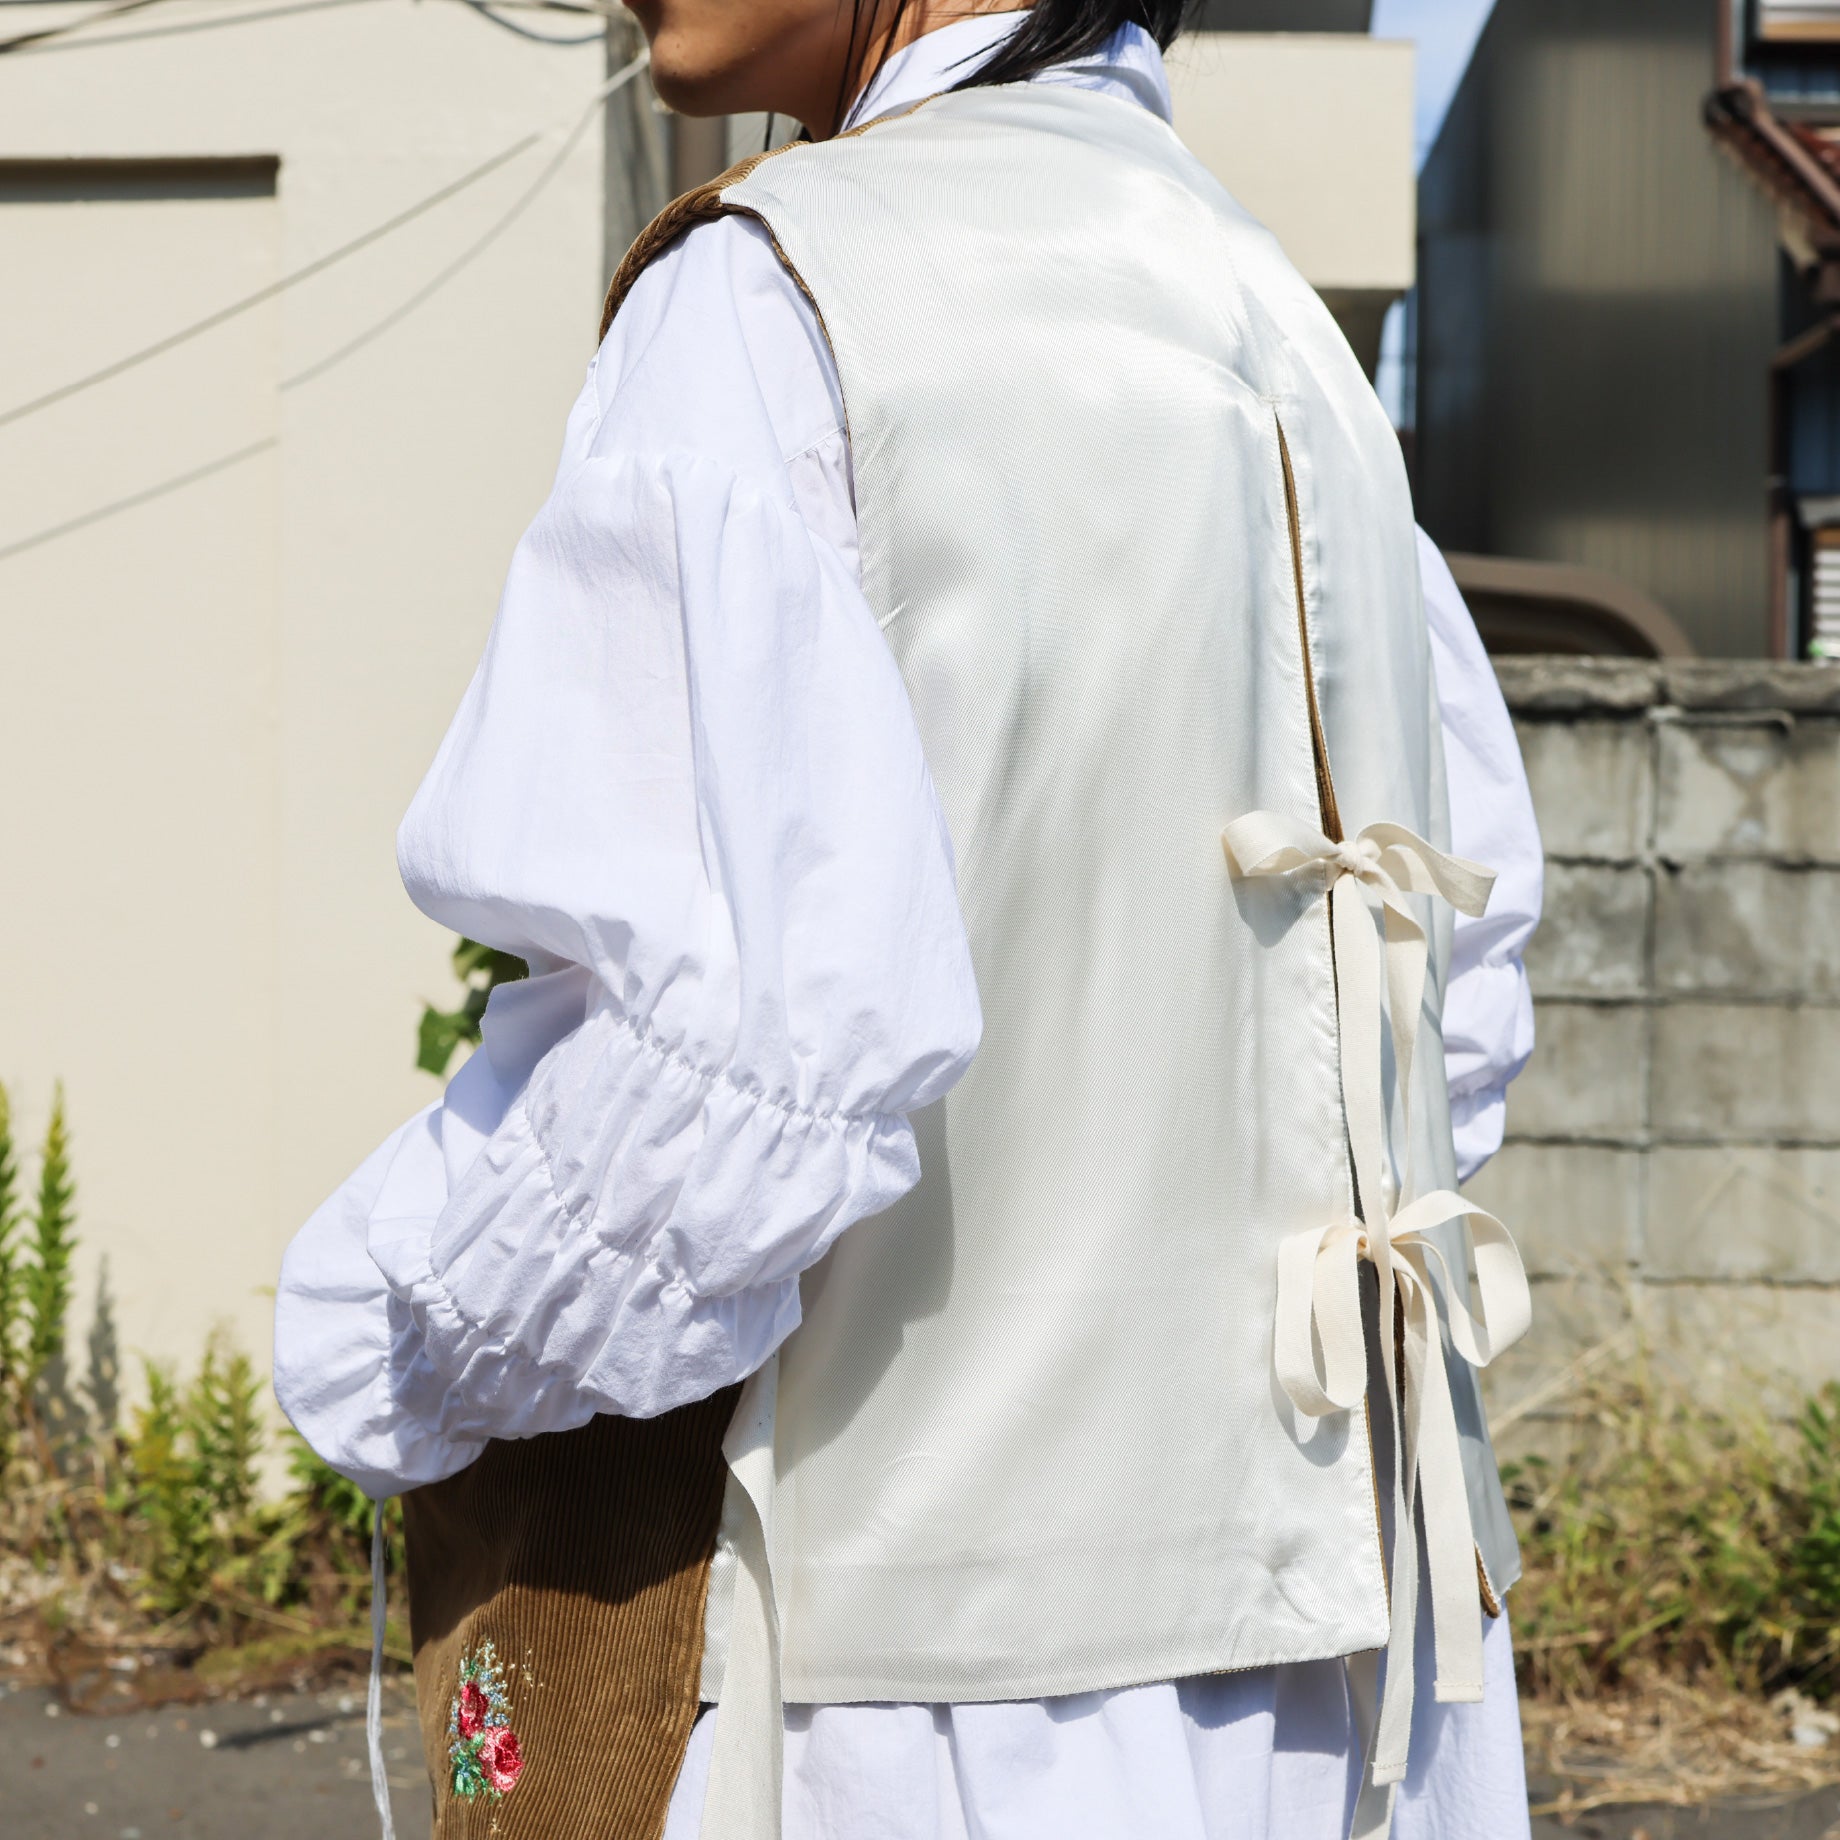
[
  {"left": 0, "top": 128, "right": 542, "bottom": 431},
  {"left": 0, "top": 0, "right": 163, "bottom": 54},
  {"left": 283, "top": 48, "right": 646, "bottom": 385},
  {"left": 0, "top": 51, "right": 652, "bottom": 561},
  {"left": 450, "top": 0, "right": 603, "bottom": 45},
  {"left": 5, "top": 0, "right": 624, "bottom": 55},
  {"left": 10, "top": 0, "right": 382, "bottom": 54}
]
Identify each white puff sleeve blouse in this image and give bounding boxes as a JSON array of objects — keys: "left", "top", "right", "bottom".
[{"left": 275, "top": 215, "right": 982, "bottom": 1500}]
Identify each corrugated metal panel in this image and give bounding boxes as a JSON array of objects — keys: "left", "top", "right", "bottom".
[{"left": 1417, "top": 0, "right": 1781, "bottom": 657}]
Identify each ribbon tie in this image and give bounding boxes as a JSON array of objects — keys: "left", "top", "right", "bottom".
[{"left": 1223, "top": 811, "right": 1532, "bottom": 1830}]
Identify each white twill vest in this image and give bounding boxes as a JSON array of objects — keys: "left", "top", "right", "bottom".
[{"left": 597, "top": 80, "right": 1531, "bottom": 1835}]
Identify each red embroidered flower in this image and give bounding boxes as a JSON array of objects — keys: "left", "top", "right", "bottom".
[
  {"left": 479, "top": 1725, "right": 524, "bottom": 1794},
  {"left": 456, "top": 1680, "right": 489, "bottom": 1740}
]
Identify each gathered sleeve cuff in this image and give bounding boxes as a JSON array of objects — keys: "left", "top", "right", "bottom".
[
  {"left": 367, "top": 990, "right": 928, "bottom": 1433},
  {"left": 274, "top": 1108, "right": 489, "bottom": 1500}
]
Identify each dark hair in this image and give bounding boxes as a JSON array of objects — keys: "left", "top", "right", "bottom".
[
  {"left": 952, "top": 0, "right": 1195, "bottom": 88},
  {"left": 843, "top": 1, "right": 1195, "bottom": 127}
]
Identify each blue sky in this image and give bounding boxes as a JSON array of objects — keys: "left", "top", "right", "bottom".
[{"left": 1370, "top": 0, "right": 1499, "bottom": 165}]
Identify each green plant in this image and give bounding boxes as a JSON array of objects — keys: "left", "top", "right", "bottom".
[
  {"left": 286, "top": 1431, "right": 404, "bottom": 1581},
  {"left": 417, "top": 937, "right": 528, "bottom": 1077},
  {"left": 1788, "top": 1384, "right": 1840, "bottom": 1630},
  {"left": 24, "top": 1083, "right": 76, "bottom": 1391},
  {"left": 1509, "top": 1351, "right": 1840, "bottom": 1702},
  {"left": 0, "top": 1082, "right": 23, "bottom": 1428},
  {"left": 119, "top": 1356, "right": 219, "bottom": 1616},
  {"left": 0, "top": 1085, "right": 406, "bottom": 1691}
]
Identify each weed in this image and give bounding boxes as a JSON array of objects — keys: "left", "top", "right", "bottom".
[
  {"left": 1508, "top": 1352, "right": 1840, "bottom": 1702},
  {"left": 0, "top": 1083, "right": 397, "bottom": 1695}
]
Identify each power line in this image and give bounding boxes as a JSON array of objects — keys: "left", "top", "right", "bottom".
[
  {"left": 283, "top": 49, "right": 645, "bottom": 384},
  {"left": 0, "top": 0, "right": 163, "bottom": 54},
  {"left": 0, "top": 52, "right": 651, "bottom": 561},
  {"left": 451, "top": 0, "right": 603, "bottom": 47},
  {"left": 0, "top": 129, "right": 542, "bottom": 431},
  {"left": 4, "top": 0, "right": 622, "bottom": 54}
]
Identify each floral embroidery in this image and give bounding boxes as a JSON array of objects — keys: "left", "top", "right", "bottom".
[{"left": 448, "top": 1640, "right": 526, "bottom": 1802}]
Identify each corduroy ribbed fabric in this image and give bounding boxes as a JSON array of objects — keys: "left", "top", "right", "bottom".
[{"left": 402, "top": 1387, "right": 739, "bottom": 1840}]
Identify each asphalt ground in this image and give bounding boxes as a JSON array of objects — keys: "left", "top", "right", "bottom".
[
  {"left": 5, "top": 1678, "right": 1838, "bottom": 1840},
  {"left": 3, "top": 1678, "right": 428, "bottom": 1840}
]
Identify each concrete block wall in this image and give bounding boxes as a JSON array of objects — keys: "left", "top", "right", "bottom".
[{"left": 1467, "top": 660, "right": 1840, "bottom": 1424}]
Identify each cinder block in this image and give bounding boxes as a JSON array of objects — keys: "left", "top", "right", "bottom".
[
  {"left": 1646, "top": 1282, "right": 1840, "bottom": 1415},
  {"left": 1524, "top": 865, "right": 1650, "bottom": 998},
  {"left": 1480, "top": 1273, "right": 1634, "bottom": 1433},
  {"left": 1514, "top": 718, "right": 1651, "bottom": 861},
  {"left": 1655, "top": 718, "right": 1840, "bottom": 864},
  {"left": 1654, "top": 862, "right": 1840, "bottom": 998},
  {"left": 1647, "top": 1146, "right": 1840, "bottom": 1283},
  {"left": 1464, "top": 1140, "right": 1642, "bottom": 1277},
  {"left": 1652, "top": 1002, "right": 1840, "bottom": 1142},
  {"left": 1502, "top": 1003, "right": 1646, "bottom": 1142}
]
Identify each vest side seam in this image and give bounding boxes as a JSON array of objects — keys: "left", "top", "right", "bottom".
[{"left": 1274, "top": 408, "right": 1391, "bottom": 1620}]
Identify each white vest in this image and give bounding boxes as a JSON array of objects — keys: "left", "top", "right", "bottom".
[{"left": 635, "top": 85, "right": 1525, "bottom": 1789}]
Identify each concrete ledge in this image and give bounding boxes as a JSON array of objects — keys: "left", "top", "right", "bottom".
[
  {"left": 1666, "top": 660, "right": 1840, "bottom": 712},
  {"left": 1494, "top": 657, "right": 1662, "bottom": 713},
  {"left": 1495, "top": 655, "right": 1840, "bottom": 715}
]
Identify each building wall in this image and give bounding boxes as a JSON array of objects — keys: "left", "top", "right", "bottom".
[
  {"left": 1164, "top": 33, "right": 1415, "bottom": 374},
  {"left": 1416, "top": 0, "right": 1783, "bottom": 658},
  {"left": 1470, "top": 658, "right": 1840, "bottom": 1428},
  {"left": 0, "top": 1, "right": 611, "bottom": 1392}
]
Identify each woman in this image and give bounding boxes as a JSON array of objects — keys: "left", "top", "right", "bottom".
[{"left": 277, "top": 5, "right": 1544, "bottom": 1838}]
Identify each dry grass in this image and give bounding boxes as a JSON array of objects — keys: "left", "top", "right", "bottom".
[
  {"left": 1522, "top": 1675, "right": 1840, "bottom": 1818},
  {"left": 1500, "top": 1325, "right": 1840, "bottom": 1814}
]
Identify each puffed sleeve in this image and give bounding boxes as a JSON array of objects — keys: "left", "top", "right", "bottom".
[
  {"left": 275, "top": 220, "right": 979, "bottom": 1492},
  {"left": 1420, "top": 529, "right": 1541, "bottom": 1180},
  {"left": 365, "top": 236, "right": 978, "bottom": 1451}
]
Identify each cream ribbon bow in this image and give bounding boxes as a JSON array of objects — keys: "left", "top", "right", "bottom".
[{"left": 1223, "top": 810, "right": 1532, "bottom": 1828}]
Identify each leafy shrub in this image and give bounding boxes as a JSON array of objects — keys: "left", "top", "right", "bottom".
[{"left": 1509, "top": 1355, "right": 1840, "bottom": 1702}]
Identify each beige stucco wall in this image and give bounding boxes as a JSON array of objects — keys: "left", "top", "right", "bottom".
[
  {"left": 1165, "top": 31, "right": 1415, "bottom": 371},
  {"left": 0, "top": 0, "right": 609, "bottom": 1397},
  {"left": 1166, "top": 32, "right": 1414, "bottom": 294}
]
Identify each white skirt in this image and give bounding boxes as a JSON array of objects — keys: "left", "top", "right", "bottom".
[{"left": 665, "top": 1609, "right": 1529, "bottom": 1840}]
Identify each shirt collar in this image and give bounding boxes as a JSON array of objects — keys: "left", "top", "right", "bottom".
[{"left": 845, "top": 12, "right": 1173, "bottom": 132}]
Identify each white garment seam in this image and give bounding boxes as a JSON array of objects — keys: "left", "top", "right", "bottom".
[
  {"left": 575, "top": 995, "right": 909, "bottom": 1135},
  {"left": 780, "top": 423, "right": 848, "bottom": 472}
]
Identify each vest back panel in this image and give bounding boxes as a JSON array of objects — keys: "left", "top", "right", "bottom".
[{"left": 683, "top": 83, "right": 1514, "bottom": 1703}]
